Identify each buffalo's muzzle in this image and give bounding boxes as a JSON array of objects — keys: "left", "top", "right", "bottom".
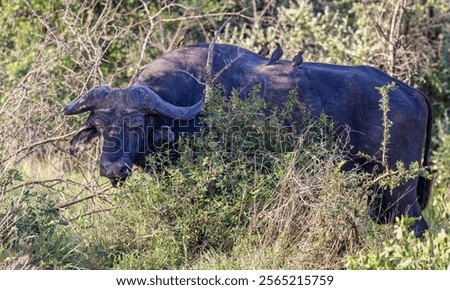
[{"left": 100, "top": 160, "right": 131, "bottom": 180}]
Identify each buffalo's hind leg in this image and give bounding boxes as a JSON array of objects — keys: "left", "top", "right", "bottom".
[{"left": 368, "top": 177, "right": 428, "bottom": 238}]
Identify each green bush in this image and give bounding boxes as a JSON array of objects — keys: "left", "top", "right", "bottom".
[{"left": 0, "top": 176, "right": 81, "bottom": 269}]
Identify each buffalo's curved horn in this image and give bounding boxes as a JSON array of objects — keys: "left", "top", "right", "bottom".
[
  {"left": 64, "top": 86, "right": 111, "bottom": 115},
  {"left": 129, "top": 85, "right": 203, "bottom": 120}
]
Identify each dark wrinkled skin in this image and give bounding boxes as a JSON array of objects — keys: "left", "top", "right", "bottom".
[{"left": 67, "top": 43, "right": 432, "bottom": 237}]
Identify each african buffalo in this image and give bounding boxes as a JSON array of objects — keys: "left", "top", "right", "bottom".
[{"left": 64, "top": 43, "right": 432, "bottom": 236}]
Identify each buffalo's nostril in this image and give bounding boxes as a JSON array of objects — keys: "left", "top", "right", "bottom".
[{"left": 100, "top": 161, "right": 131, "bottom": 179}]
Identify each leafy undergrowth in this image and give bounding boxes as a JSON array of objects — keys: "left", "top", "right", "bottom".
[
  {"left": 347, "top": 114, "right": 450, "bottom": 270},
  {"left": 347, "top": 219, "right": 450, "bottom": 270}
]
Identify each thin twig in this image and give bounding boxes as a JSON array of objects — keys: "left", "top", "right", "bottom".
[
  {"left": 212, "top": 49, "right": 244, "bottom": 84},
  {"left": 70, "top": 206, "right": 122, "bottom": 220},
  {"left": 14, "top": 131, "right": 77, "bottom": 155},
  {"left": 6, "top": 178, "right": 85, "bottom": 193},
  {"left": 156, "top": 11, "right": 251, "bottom": 24},
  {"left": 57, "top": 191, "right": 111, "bottom": 209}
]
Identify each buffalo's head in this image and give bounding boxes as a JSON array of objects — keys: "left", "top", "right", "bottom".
[{"left": 64, "top": 85, "right": 203, "bottom": 186}]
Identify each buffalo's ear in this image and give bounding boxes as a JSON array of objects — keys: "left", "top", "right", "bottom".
[
  {"left": 69, "top": 121, "right": 99, "bottom": 155},
  {"left": 153, "top": 126, "right": 175, "bottom": 147}
]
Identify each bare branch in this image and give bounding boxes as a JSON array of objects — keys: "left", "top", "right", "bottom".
[
  {"left": 204, "top": 17, "right": 233, "bottom": 101},
  {"left": 6, "top": 178, "right": 85, "bottom": 193},
  {"left": 70, "top": 206, "right": 122, "bottom": 220},
  {"left": 57, "top": 191, "right": 111, "bottom": 209},
  {"left": 212, "top": 49, "right": 244, "bottom": 84},
  {"left": 156, "top": 11, "right": 251, "bottom": 24},
  {"left": 15, "top": 131, "right": 77, "bottom": 155},
  {"left": 175, "top": 69, "right": 205, "bottom": 85}
]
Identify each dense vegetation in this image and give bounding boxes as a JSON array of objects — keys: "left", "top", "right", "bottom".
[{"left": 0, "top": 0, "right": 449, "bottom": 269}]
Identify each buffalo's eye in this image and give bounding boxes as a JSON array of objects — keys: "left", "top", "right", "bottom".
[
  {"left": 93, "top": 112, "right": 110, "bottom": 131},
  {"left": 94, "top": 120, "right": 106, "bottom": 131}
]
